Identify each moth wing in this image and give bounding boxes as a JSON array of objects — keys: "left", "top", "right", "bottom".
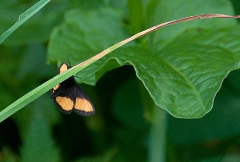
[
  {"left": 73, "top": 85, "right": 95, "bottom": 116},
  {"left": 51, "top": 86, "right": 76, "bottom": 114}
]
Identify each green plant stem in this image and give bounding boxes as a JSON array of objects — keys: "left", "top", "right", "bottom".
[
  {"left": 127, "top": 0, "right": 144, "bottom": 33},
  {"left": 149, "top": 105, "right": 167, "bottom": 162}
]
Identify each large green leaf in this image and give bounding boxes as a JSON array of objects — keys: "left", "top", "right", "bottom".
[
  {"left": 48, "top": 28, "right": 240, "bottom": 118},
  {"left": 146, "top": 0, "right": 237, "bottom": 50},
  {"left": 48, "top": 1, "right": 240, "bottom": 118}
]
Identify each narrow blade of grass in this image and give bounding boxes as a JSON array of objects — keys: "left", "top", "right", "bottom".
[
  {"left": 0, "top": 0, "right": 50, "bottom": 44},
  {"left": 0, "top": 64, "right": 87, "bottom": 123},
  {"left": 0, "top": 14, "right": 240, "bottom": 123}
]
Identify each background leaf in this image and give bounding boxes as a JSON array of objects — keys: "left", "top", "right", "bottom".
[
  {"left": 21, "top": 112, "right": 60, "bottom": 162},
  {"left": 48, "top": 7, "right": 130, "bottom": 65}
]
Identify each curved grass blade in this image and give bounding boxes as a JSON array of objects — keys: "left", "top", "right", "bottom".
[
  {"left": 0, "top": 0, "right": 50, "bottom": 44},
  {"left": 0, "top": 63, "right": 86, "bottom": 122},
  {"left": 1, "top": 14, "right": 240, "bottom": 122}
]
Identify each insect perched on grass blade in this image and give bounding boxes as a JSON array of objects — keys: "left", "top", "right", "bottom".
[{"left": 50, "top": 62, "right": 95, "bottom": 116}]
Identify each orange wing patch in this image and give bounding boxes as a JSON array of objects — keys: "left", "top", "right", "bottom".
[
  {"left": 74, "top": 98, "right": 94, "bottom": 113},
  {"left": 59, "top": 63, "right": 68, "bottom": 74},
  {"left": 56, "top": 96, "right": 74, "bottom": 111}
]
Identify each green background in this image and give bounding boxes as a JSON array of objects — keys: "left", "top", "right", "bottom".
[{"left": 1, "top": 0, "right": 240, "bottom": 161}]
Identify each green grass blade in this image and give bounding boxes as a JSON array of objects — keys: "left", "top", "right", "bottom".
[
  {"left": 1, "top": 14, "right": 240, "bottom": 122},
  {"left": 0, "top": 64, "right": 87, "bottom": 123},
  {"left": 0, "top": 0, "right": 50, "bottom": 44}
]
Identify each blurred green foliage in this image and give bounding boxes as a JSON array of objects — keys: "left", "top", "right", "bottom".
[{"left": 1, "top": 0, "right": 240, "bottom": 162}]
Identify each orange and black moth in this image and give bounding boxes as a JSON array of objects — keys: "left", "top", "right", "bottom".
[{"left": 50, "top": 62, "right": 95, "bottom": 116}]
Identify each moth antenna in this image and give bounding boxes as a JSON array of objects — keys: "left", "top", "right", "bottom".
[
  {"left": 67, "top": 57, "right": 72, "bottom": 67},
  {"left": 67, "top": 58, "right": 81, "bottom": 80}
]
